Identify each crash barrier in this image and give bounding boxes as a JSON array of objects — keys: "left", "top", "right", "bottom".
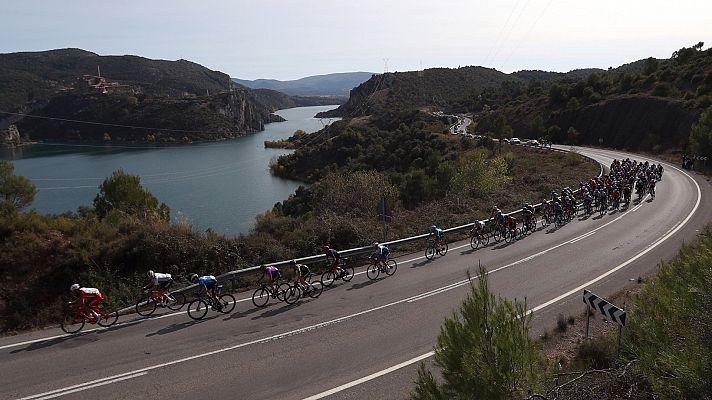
[{"left": 117, "top": 146, "right": 604, "bottom": 316}]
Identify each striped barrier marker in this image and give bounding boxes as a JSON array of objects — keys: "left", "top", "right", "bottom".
[{"left": 583, "top": 289, "right": 626, "bottom": 357}]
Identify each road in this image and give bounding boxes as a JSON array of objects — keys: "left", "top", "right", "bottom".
[{"left": 1, "top": 147, "right": 710, "bottom": 400}]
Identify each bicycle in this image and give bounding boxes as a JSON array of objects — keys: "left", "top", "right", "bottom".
[
  {"left": 469, "top": 227, "right": 489, "bottom": 249},
  {"left": 320, "top": 258, "right": 354, "bottom": 287},
  {"left": 187, "top": 285, "right": 236, "bottom": 320},
  {"left": 60, "top": 301, "right": 118, "bottom": 334},
  {"left": 366, "top": 255, "right": 397, "bottom": 280},
  {"left": 251, "top": 280, "right": 288, "bottom": 308},
  {"left": 135, "top": 287, "right": 186, "bottom": 317},
  {"left": 279, "top": 277, "right": 323, "bottom": 305},
  {"left": 491, "top": 222, "right": 507, "bottom": 241},
  {"left": 503, "top": 226, "right": 521, "bottom": 243},
  {"left": 425, "top": 237, "right": 448, "bottom": 260},
  {"left": 522, "top": 215, "right": 537, "bottom": 235}
]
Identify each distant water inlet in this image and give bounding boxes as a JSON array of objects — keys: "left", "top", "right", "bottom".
[{"left": 0, "top": 105, "right": 340, "bottom": 235}]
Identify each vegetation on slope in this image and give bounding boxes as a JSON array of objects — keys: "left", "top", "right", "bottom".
[{"left": 0, "top": 48, "right": 233, "bottom": 112}]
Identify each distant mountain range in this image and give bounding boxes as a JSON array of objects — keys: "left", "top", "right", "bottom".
[{"left": 233, "top": 72, "right": 374, "bottom": 97}]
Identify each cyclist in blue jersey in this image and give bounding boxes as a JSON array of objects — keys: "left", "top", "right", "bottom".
[
  {"left": 190, "top": 273, "right": 222, "bottom": 310},
  {"left": 371, "top": 242, "right": 390, "bottom": 270},
  {"left": 428, "top": 225, "right": 445, "bottom": 247}
]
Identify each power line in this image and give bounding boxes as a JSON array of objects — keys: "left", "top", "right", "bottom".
[
  {"left": 499, "top": 0, "right": 555, "bottom": 71},
  {"left": 0, "top": 111, "right": 246, "bottom": 136}
]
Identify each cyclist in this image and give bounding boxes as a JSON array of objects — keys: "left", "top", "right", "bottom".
[
  {"left": 324, "top": 245, "right": 345, "bottom": 278},
  {"left": 505, "top": 214, "right": 517, "bottom": 235},
  {"left": 492, "top": 207, "right": 505, "bottom": 234},
  {"left": 553, "top": 199, "right": 564, "bottom": 221},
  {"left": 471, "top": 219, "right": 486, "bottom": 239},
  {"left": 143, "top": 270, "right": 174, "bottom": 306},
  {"left": 623, "top": 184, "right": 632, "bottom": 206},
  {"left": 428, "top": 224, "right": 445, "bottom": 246},
  {"left": 190, "top": 273, "right": 222, "bottom": 310},
  {"left": 289, "top": 260, "right": 311, "bottom": 291},
  {"left": 522, "top": 203, "right": 535, "bottom": 229},
  {"left": 648, "top": 179, "right": 656, "bottom": 199},
  {"left": 372, "top": 242, "right": 390, "bottom": 270},
  {"left": 257, "top": 265, "right": 281, "bottom": 297},
  {"left": 69, "top": 284, "right": 103, "bottom": 322}
]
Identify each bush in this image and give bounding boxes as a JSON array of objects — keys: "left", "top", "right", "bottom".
[
  {"left": 556, "top": 313, "right": 568, "bottom": 333},
  {"left": 574, "top": 336, "right": 615, "bottom": 370},
  {"left": 413, "top": 267, "right": 545, "bottom": 399}
]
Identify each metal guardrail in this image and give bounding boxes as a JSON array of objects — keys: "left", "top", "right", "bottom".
[{"left": 118, "top": 145, "right": 604, "bottom": 316}]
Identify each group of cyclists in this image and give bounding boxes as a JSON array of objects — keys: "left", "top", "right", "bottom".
[
  {"left": 68, "top": 157, "right": 663, "bottom": 325},
  {"left": 68, "top": 242, "right": 395, "bottom": 323}
]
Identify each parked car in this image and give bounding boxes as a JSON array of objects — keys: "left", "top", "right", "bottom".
[
  {"left": 528, "top": 139, "right": 540, "bottom": 146},
  {"left": 510, "top": 137, "right": 521, "bottom": 145}
]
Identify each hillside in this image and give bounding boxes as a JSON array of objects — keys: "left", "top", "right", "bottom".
[
  {"left": 317, "top": 66, "right": 519, "bottom": 118},
  {"left": 0, "top": 48, "right": 296, "bottom": 143},
  {"left": 0, "top": 48, "right": 234, "bottom": 113},
  {"left": 16, "top": 89, "right": 283, "bottom": 143},
  {"left": 472, "top": 43, "right": 712, "bottom": 153},
  {"left": 233, "top": 72, "right": 373, "bottom": 96}
]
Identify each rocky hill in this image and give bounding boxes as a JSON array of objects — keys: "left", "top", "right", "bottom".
[
  {"left": 0, "top": 48, "right": 234, "bottom": 112},
  {"left": 16, "top": 88, "right": 283, "bottom": 143},
  {"left": 473, "top": 43, "right": 711, "bottom": 152},
  {"left": 317, "top": 66, "right": 519, "bottom": 118},
  {"left": 0, "top": 48, "right": 290, "bottom": 143},
  {"left": 233, "top": 72, "right": 373, "bottom": 97}
]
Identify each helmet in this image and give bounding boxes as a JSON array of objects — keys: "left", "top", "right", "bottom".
[
  {"left": 70, "top": 283, "right": 80, "bottom": 291},
  {"left": 189, "top": 273, "right": 198, "bottom": 283},
  {"left": 372, "top": 242, "right": 379, "bottom": 248},
  {"left": 147, "top": 270, "right": 155, "bottom": 278},
  {"left": 430, "top": 225, "right": 436, "bottom": 231},
  {"left": 289, "top": 260, "right": 296, "bottom": 265}
]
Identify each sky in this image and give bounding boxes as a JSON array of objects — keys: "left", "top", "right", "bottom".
[{"left": 1, "top": 0, "right": 710, "bottom": 80}]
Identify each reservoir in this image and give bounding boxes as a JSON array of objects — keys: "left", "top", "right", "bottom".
[{"left": 0, "top": 105, "right": 339, "bottom": 235}]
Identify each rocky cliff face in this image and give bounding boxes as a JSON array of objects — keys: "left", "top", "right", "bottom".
[
  {"left": 553, "top": 95, "right": 698, "bottom": 149},
  {"left": 17, "top": 89, "right": 283, "bottom": 143},
  {"left": 1, "top": 125, "right": 21, "bottom": 147}
]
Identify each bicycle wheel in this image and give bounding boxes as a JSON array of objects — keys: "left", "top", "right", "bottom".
[
  {"left": 531, "top": 216, "right": 538, "bottom": 230},
  {"left": 515, "top": 227, "right": 524, "bottom": 240},
  {"left": 320, "top": 271, "right": 335, "bottom": 287},
  {"left": 283, "top": 286, "right": 300, "bottom": 305},
  {"left": 470, "top": 235, "right": 480, "bottom": 250},
  {"left": 492, "top": 228, "right": 501, "bottom": 241},
  {"left": 541, "top": 215, "right": 550, "bottom": 228},
  {"left": 135, "top": 296, "right": 157, "bottom": 317},
  {"left": 504, "top": 229, "right": 513, "bottom": 243},
  {"left": 306, "top": 281, "right": 323, "bottom": 298},
  {"left": 366, "top": 263, "right": 380, "bottom": 280},
  {"left": 166, "top": 292, "right": 186, "bottom": 311},
  {"left": 252, "top": 288, "right": 270, "bottom": 308},
  {"left": 97, "top": 307, "right": 118, "bottom": 327},
  {"left": 438, "top": 242, "right": 448, "bottom": 256},
  {"left": 385, "top": 259, "right": 397, "bottom": 276},
  {"left": 60, "top": 312, "right": 85, "bottom": 334},
  {"left": 425, "top": 244, "right": 436, "bottom": 260},
  {"left": 341, "top": 266, "right": 355, "bottom": 282},
  {"left": 218, "top": 294, "right": 236, "bottom": 313},
  {"left": 187, "top": 299, "right": 209, "bottom": 320}
]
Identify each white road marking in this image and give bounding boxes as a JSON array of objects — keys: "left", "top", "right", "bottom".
[
  {"left": 299, "top": 152, "right": 703, "bottom": 400},
  {"left": 301, "top": 352, "right": 435, "bottom": 400},
  {"left": 17, "top": 372, "right": 147, "bottom": 400}
]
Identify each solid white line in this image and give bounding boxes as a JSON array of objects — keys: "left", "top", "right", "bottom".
[
  {"left": 301, "top": 351, "right": 435, "bottom": 400},
  {"left": 17, "top": 372, "right": 147, "bottom": 400},
  {"left": 299, "top": 151, "right": 702, "bottom": 400}
]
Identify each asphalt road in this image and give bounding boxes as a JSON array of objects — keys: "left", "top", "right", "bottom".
[{"left": 1, "top": 147, "right": 710, "bottom": 400}]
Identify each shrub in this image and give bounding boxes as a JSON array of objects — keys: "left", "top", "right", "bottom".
[
  {"left": 574, "top": 336, "right": 615, "bottom": 370},
  {"left": 556, "top": 313, "right": 568, "bottom": 333},
  {"left": 413, "top": 267, "right": 545, "bottom": 399}
]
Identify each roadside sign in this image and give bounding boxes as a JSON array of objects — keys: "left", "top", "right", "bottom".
[{"left": 583, "top": 289, "right": 626, "bottom": 357}]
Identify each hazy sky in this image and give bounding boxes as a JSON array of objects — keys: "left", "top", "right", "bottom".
[{"left": 1, "top": 0, "right": 710, "bottom": 80}]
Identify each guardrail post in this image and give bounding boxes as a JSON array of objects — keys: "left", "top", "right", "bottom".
[
  {"left": 616, "top": 324, "right": 622, "bottom": 359},
  {"left": 584, "top": 304, "right": 590, "bottom": 340}
]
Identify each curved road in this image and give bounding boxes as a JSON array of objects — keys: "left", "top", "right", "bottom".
[{"left": 1, "top": 147, "right": 710, "bottom": 400}]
